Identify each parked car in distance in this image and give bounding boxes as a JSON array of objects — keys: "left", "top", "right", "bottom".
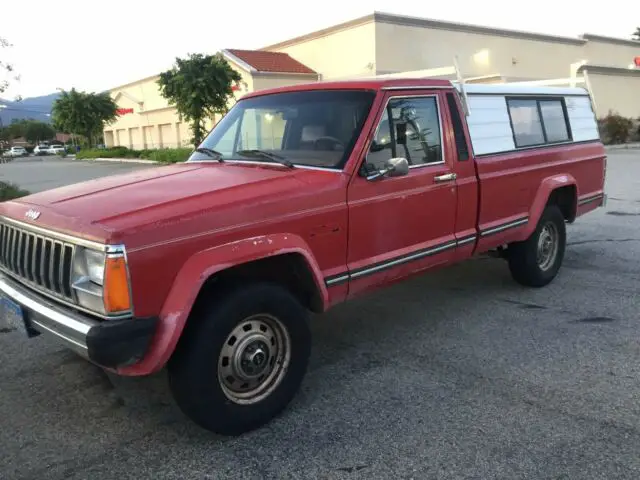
[
  {"left": 34, "top": 145, "right": 49, "bottom": 155},
  {"left": 5, "top": 146, "right": 27, "bottom": 157},
  {"left": 47, "top": 145, "right": 66, "bottom": 155},
  {"left": 0, "top": 77, "right": 606, "bottom": 436}
]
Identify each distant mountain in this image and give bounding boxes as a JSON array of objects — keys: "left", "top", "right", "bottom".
[{"left": 0, "top": 92, "right": 61, "bottom": 125}]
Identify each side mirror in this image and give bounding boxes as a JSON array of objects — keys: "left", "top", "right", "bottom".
[{"left": 366, "top": 157, "right": 409, "bottom": 181}]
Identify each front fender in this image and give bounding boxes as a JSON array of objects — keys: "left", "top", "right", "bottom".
[
  {"left": 518, "top": 174, "right": 577, "bottom": 241},
  {"left": 117, "top": 233, "right": 327, "bottom": 375}
]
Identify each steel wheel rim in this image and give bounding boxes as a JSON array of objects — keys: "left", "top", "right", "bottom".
[
  {"left": 537, "top": 222, "right": 559, "bottom": 271},
  {"left": 218, "top": 313, "right": 291, "bottom": 405}
]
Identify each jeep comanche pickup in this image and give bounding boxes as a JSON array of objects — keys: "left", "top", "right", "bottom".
[{"left": 0, "top": 78, "right": 606, "bottom": 435}]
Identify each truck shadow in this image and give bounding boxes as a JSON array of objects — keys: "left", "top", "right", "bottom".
[
  {"left": 307, "top": 257, "right": 514, "bottom": 374},
  {"left": 34, "top": 256, "right": 519, "bottom": 441},
  {"left": 106, "top": 256, "right": 516, "bottom": 429}
]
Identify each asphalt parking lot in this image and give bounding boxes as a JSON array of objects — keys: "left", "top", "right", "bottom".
[
  {"left": 0, "top": 156, "right": 154, "bottom": 193},
  {"left": 1, "top": 151, "right": 640, "bottom": 479}
]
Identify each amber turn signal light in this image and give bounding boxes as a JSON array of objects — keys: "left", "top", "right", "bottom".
[{"left": 103, "top": 256, "right": 132, "bottom": 314}]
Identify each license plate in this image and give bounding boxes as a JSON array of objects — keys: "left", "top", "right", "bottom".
[{"left": 0, "top": 294, "right": 27, "bottom": 335}]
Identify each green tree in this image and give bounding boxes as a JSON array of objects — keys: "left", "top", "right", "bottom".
[
  {"left": 24, "top": 120, "right": 55, "bottom": 144},
  {"left": 51, "top": 89, "right": 117, "bottom": 147},
  {"left": 0, "top": 126, "right": 10, "bottom": 142},
  {"left": 7, "top": 119, "right": 28, "bottom": 139},
  {"left": 633, "top": 27, "right": 640, "bottom": 41},
  {"left": 157, "top": 52, "right": 242, "bottom": 146},
  {"left": 0, "top": 119, "right": 28, "bottom": 145}
]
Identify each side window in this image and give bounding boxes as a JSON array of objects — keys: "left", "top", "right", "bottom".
[
  {"left": 365, "top": 96, "right": 443, "bottom": 172},
  {"left": 507, "top": 97, "right": 571, "bottom": 148},
  {"left": 539, "top": 100, "right": 569, "bottom": 142},
  {"left": 446, "top": 92, "right": 469, "bottom": 161},
  {"left": 507, "top": 99, "right": 545, "bottom": 147}
]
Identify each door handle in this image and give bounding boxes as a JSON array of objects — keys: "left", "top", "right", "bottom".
[{"left": 434, "top": 173, "right": 457, "bottom": 183}]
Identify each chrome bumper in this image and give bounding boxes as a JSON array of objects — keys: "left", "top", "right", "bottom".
[
  {"left": 0, "top": 274, "right": 158, "bottom": 368},
  {"left": 0, "top": 274, "right": 97, "bottom": 358}
]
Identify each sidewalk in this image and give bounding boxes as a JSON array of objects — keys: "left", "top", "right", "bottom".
[
  {"left": 75, "top": 157, "right": 158, "bottom": 165},
  {"left": 605, "top": 142, "right": 640, "bottom": 151}
]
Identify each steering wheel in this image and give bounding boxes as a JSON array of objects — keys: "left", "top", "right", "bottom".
[{"left": 313, "top": 136, "right": 345, "bottom": 151}]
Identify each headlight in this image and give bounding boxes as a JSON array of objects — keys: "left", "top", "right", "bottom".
[
  {"left": 71, "top": 246, "right": 132, "bottom": 316},
  {"left": 85, "top": 249, "right": 106, "bottom": 285}
]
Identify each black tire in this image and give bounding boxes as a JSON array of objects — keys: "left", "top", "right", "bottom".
[
  {"left": 507, "top": 205, "right": 566, "bottom": 287},
  {"left": 167, "top": 282, "right": 311, "bottom": 436}
]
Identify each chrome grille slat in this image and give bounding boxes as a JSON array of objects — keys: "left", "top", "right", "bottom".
[
  {"left": 0, "top": 222, "right": 75, "bottom": 301},
  {"left": 8, "top": 228, "right": 15, "bottom": 272},
  {"left": 24, "top": 233, "right": 32, "bottom": 281},
  {"left": 3, "top": 226, "right": 10, "bottom": 266},
  {"left": 44, "top": 239, "right": 55, "bottom": 292},
  {"left": 30, "top": 234, "right": 37, "bottom": 282},
  {"left": 18, "top": 230, "right": 24, "bottom": 274},
  {"left": 12, "top": 228, "right": 19, "bottom": 273},
  {"left": 1, "top": 225, "right": 6, "bottom": 265},
  {"left": 3, "top": 227, "right": 9, "bottom": 268},
  {"left": 54, "top": 241, "right": 62, "bottom": 295}
]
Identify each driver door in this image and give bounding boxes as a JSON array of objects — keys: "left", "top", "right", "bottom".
[{"left": 346, "top": 90, "right": 458, "bottom": 297}]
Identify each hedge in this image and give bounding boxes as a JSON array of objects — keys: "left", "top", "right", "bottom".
[
  {"left": 598, "top": 112, "right": 640, "bottom": 145},
  {"left": 76, "top": 147, "right": 193, "bottom": 163},
  {"left": 0, "top": 182, "right": 30, "bottom": 201}
]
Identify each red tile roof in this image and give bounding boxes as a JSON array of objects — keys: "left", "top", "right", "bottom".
[{"left": 225, "top": 49, "right": 317, "bottom": 75}]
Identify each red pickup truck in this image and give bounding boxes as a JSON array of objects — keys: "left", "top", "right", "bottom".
[{"left": 0, "top": 78, "right": 605, "bottom": 435}]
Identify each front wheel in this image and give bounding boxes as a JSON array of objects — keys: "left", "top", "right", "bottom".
[
  {"left": 507, "top": 205, "right": 566, "bottom": 287},
  {"left": 167, "top": 282, "right": 311, "bottom": 436}
]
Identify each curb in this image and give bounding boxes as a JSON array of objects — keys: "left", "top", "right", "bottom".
[
  {"left": 605, "top": 143, "right": 640, "bottom": 151},
  {"left": 73, "top": 157, "right": 160, "bottom": 165}
]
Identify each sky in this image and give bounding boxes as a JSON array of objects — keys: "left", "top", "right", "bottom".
[{"left": 1, "top": 0, "right": 638, "bottom": 101}]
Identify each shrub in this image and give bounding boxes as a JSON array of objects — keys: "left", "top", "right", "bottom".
[
  {"left": 0, "top": 182, "right": 30, "bottom": 201},
  {"left": 75, "top": 146, "right": 193, "bottom": 163},
  {"left": 76, "top": 147, "right": 137, "bottom": 159},
  {"left": 633, "top": 118, "right": 640, "bottom": 143},
  {"left": 598, "top": 111, "right": 634, "bottom": 145},
  {"left": 140, "top": 148, "right": 193, "bottom": 163}
]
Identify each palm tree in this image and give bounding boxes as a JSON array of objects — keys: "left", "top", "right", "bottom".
[{"left": 633, "top": 27, "right": 640, "bottom": 41}]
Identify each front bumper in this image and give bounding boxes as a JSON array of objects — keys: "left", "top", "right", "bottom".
[{"left": 0, "top": 274, "right": 157, "bottom": 369}]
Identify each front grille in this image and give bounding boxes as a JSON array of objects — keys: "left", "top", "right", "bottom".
[{"left": 0, "top": 222, "right": 76, "bottom": 300}]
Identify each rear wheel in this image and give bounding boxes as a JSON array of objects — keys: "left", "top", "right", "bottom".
[
  {"left": 168, "top": 282, "right": 311, "bottom": 435},
  {"left": 507, "top": 205, "right": 566, "bottom": 287}
]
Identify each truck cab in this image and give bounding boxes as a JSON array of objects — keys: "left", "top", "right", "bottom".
[{"left": 0, "top": 77, "right": 605, "bottom": 436}]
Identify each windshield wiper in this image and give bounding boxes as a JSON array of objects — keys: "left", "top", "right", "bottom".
[
  {"left": 194, "top": 147, "right": 223, "bottom": 162},
  {"left": 236, "top": 149, "right": 294, "bottom": 168}
]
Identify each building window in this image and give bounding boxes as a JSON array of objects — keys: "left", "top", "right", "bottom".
[
  {"left": 507, "top": 97, "right": 571, "bottom": 148},
  {"left": 365, "top": 96, "right": 443, "bottom": 172}
]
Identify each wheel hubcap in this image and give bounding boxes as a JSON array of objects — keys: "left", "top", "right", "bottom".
[
  {"left": 218, "top": 314, "right": 290, "bottom": 405},
  {"left": 537, "top": 222, "right": 559, "bottom": 271}
]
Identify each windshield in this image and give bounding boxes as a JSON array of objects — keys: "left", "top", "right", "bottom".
[{"left": 189, "top": 89, "right": 376, "bottom": 169}]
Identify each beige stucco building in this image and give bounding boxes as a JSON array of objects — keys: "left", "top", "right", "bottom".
[
  {"left": 103, "top": 50, "right": 318, "bottom": 149},
  {"left": 104, "top": 11, "right": 640, "bottom": 149}
]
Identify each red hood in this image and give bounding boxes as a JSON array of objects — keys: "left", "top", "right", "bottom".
[{"left": 1, "top": 162, "right": 339, "bottom": 247}]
